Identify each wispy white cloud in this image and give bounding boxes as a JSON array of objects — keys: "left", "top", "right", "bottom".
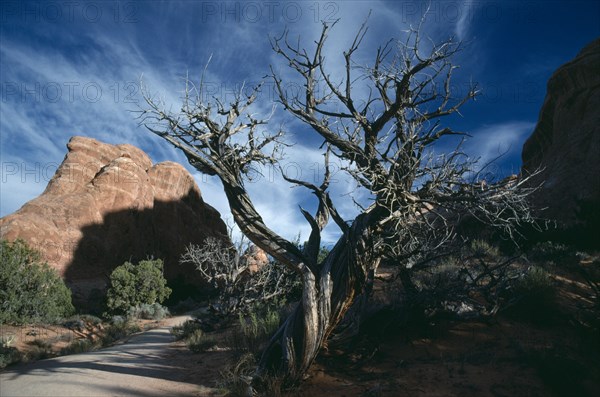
[
  {"left": 1, "top": 1, "right": 544, "bottom": 249},
  {"left": 454, "top": 1, "right": 473, "bottom": 41},
  {"left": 464, "top": 121, "right": 535, "bottom": 172},
  {"left": 0, "top": 173, "right": 47, "bottom": 216}
]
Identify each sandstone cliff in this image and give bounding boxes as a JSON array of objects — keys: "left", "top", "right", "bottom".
[
  {"left": 0, "top": 136, "right": 229, "bottom": 303},
  {"left": 521, "top": 39, "right": 600, "bottom": 246}
]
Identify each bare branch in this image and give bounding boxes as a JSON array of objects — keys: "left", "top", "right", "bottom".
[
  {"left": 139, "top": 78, "right": 305, "bottom": 270},
  {"left": 142, "top": 19, "right": 538, "bottom": 387}
]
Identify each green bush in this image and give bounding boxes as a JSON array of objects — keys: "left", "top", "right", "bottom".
[
  {"left": 229, "top": 308, "right": 280, "bottom": 356},
  {"left": 106, "top": 259, "right": 171, "bottom": 314},
  {"left": 127, "top": 303, "right": 170, "bottom": 320},
  {"left": 171, "top": 320, "right": 217, "bottom": 352},
  {"left": 0, "top": 239, "right": 75, "bottom": 324},
  {"left": 186, "top": 329, "right": 218, "bottom": 352}
]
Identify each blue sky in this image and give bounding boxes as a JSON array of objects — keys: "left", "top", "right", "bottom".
[{"left": 1, "top": 0, "right": 599, "bottom": 244}]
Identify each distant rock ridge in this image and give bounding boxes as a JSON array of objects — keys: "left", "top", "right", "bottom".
[
  {"left": 0, "top": 136, "right": 229, "bottom": 304},
  {"left": 521, "top": 38, "right": 600, "bottom": 246}
]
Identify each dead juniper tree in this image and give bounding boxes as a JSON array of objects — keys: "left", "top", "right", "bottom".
[
  {"left": 180, "top": 233, "right": 301, "bottom": 316},
  {"left": 180, "top": 236, "right": 247, "bottom": 316},
  {"left": 140, "top": 20, "right": 535, "bottom": 386}
]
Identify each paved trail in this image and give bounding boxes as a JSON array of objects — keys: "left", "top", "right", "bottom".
[{"left": 0, "top": 316, "right": 214, "bottom": 397}]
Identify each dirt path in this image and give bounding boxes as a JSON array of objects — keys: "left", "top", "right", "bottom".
[{"left": 0, "top": 316, "right": 216, "bottom": 397}]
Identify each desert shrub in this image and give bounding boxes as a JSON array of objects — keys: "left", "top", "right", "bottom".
[
  {"left": 127, "top": 303, "right": 170, "bottom": 320},
  {"left": 0, "top": 335, "right": 21, "bottom": 367},
  {"left": 413, "top": 256, "right": 465, "bottom": 294},
  {"left": 171, "top": 319, "right": 203, "bottom": 340},
  {"left": 229, "top": 307, "right": 280, "bottom": 356},
  {"left": 240, "top": 309, "right": 279, "bottom": 342},
  {"left": 517, "top": 266, "right": 555, "bottom": 300},
  {"left": 62, "top": 318, "right": 86, "bottom": 331},
  {"left": 29, "top": 338, "right": 52, "bottom": 350},
  {"left": 0, "top": 335, "right": 16, "bottom": 348},
  {"left": 60, "top": 339, "right": 94, "bottom": 355},
  {"left": 63, "top": 316, "right": 142, "bottom": 352},
  {"left": 170, "top": 297, "right": 201, "bottom": 314},
  {"left": 0, "top": 239, "right": 75, "bottom": 325},
  {"left": 26, "top": 339, "right": 54, "bottom": 360},
  {"left": 402, "top": 243, "right": 534, "bottom": 322},
  {"left": 217, "top": 353, "right": 257, "bottom": 397},
  {"left": 106, "top": 258, "right": 171, "bottom": 314},
  {"left": 217, "top": 353, "right": 285, "bottom": 397},
  {"left": 527, "top": 241, "right": 577, "bottom": 265},
  {"left": 110, "top": 315, "right": 126, "bottom": 325},
  {"left": 508, "top": 265, "right": 557, "bottom": 323},
  {"left": 171, "top": 320, "right": 217, "bottom": 352},
  {"left": 0, "top": 345, "right": 22, "bottom": 369},
  {"left": 469, "top": 239, "right": 500, "bottom": 258},
  {"left": 63, "top": 314, "right": 103, "bottom": 331},
  {"left": 186, "top": 329, "right": 218, "bottom": 352},
  {"left": 101, "top": 320, "right": 141, "bottom": 345},
  {"left": 80, "top": 314, "right": 103, "bottom": 325}
]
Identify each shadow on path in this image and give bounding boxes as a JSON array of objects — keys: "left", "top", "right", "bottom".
[{"left": 0, "top": 316, "right": 214, "bottom": 397}]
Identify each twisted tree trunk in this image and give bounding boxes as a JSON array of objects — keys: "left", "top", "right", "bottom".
[
  {"left": 256, "top": 211, "right": 382, "bottom": 385},
  {"left": 142, "top": 18, "right": 533, "bottom": 390}
]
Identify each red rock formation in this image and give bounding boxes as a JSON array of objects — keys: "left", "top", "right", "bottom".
[
  {"left": 521, "top": 39, "right": 600, "bottom": 243},
  {"left": 243, "top": 245, "right": 269, "bottom": 273},
  {"left": 0, "top": 136, "right": 229, "bottom": 303}
]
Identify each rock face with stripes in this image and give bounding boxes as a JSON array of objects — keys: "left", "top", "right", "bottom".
[
  {"left": 0, "top": 136, "right": 229, "bottom": 305},
  {"left": 521, "top": 39, "right": 600, "bottom": 245}
]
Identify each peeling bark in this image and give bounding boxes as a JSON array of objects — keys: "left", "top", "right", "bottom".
[{"left": 256, "top": 211, "right": 382, "bottom": 385}]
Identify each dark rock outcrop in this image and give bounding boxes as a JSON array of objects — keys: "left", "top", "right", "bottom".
[
  {"left": 521, "top": 39, "right": 600, "bottom": 247},
  {"left": 0, "top": 136, "right": 229, "bottom": 303}
]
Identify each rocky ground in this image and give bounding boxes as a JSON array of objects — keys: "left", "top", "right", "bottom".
[
  {"left": 2, "top": 252, "right": 598, "bottom": 397},
  {"left": 291, "top": 254, "right": 600, "bottom": 397},
  {"left": 174, "top": 251, "right": 600, "bottom": 397}
]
